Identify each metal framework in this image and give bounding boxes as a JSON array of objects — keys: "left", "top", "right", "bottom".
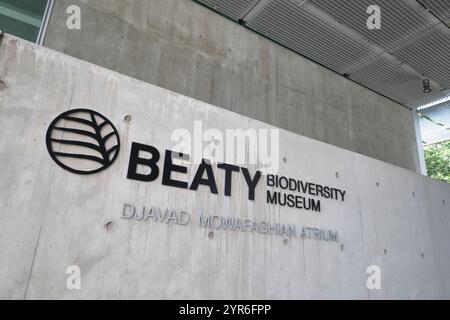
[{"left": 195, "top": 0, "right": 450, "bottom": 110}]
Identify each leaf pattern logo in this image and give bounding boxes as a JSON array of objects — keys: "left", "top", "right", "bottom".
[{"left": 46, "top": 108, "right": 120, "bottom": 175}]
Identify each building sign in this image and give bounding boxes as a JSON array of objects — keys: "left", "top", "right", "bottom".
[
  {"left": 4, "top": 37, "right": 450, "bottom": 299},
  {"left": 122, "top": 203, "right": 338, "bottom": 242},
  {"left": 45, "top": 108, "right": 344, "bottom": 243},
  {"left": 46, "top": 109, "right": 120, "bottom": 174}
]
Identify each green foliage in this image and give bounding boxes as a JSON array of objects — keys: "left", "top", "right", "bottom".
[{"left": 425, "top": 140, "right": 450, "bottom": 183}]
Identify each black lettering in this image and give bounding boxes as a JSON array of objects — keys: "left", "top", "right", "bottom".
[
  {"left": 296, "top": 195, "right": 303, "bottom": 209},
  {"left": 241, "top": 168, "right": 262, "bottom": 201},
  {"left": 279, "top": 176, "right": 288, "bottom": 189},
  {"left": 308, "top": 183, "right": 316, "bottom": 196},
  {"left": 289, "top": 178, "right": 297, "bottom": 191},
  {"left": 339, "top": 190, "right": 346, "bottom": 201},
  {"left": 323, "top": 186, "right": 331, "bottom": 199},
  {"left": 190, "top": 160, "right": 218, "bottom": 194},
  {"left": 162, "top": 150, "right": 188, "bottom": 189},
  {"left": 278, "top": 192, "right": 286, "bottom": 206},
  {"left": 287, "top": 193, "right": 295, "bottom": 208},
  {"left": 316, "top": 184, "right": 323, "bottom": 198},
  {"left": 267, "top": 190, "right": 277, "bottom": 204},
  {"left": 304, "top": 197, "right": 311, "bottom": 210},
  {"left": 300, "top": 181, "right": 308, "bottom": 194},
  {"left": 312, "top": 199, "right": 321, "bottom": 212},
  {"left": 267, "top": 174, "right": 275, "bottom": 187},
  {"left": 127, "top": 142, "right": 160, "bottom": 182},
  {"left": 217, "top": 163, "right": 240, "bottom": 197}
]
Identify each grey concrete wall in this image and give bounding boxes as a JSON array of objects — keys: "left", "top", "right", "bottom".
[
  {"left": 43, "top": 0, "right": 421, "bottom": 172},
  {"left": 1, "top": 35, "right": 449, "bottom": 299}
]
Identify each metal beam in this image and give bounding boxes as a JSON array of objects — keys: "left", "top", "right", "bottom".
[
  {"left": 240, "top": 0, "right": 273, "bottom": 23},
  {"left": 300, "top": 0, "right": 442, "bottom": 90},
  {"left": 36, "top": 0, "right": 54, "bottom": 45}
]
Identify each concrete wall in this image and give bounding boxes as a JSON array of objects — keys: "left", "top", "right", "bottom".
[
  {"left": 1, "top": 35, "right": 449, "bottom": 299},
  {"left": 43, "top": 0, "right": 421, "bottom": 172}
]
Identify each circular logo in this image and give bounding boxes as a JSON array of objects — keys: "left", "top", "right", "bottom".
[{"left": 46, "top": 108, "right": 120, "bottom": 175}]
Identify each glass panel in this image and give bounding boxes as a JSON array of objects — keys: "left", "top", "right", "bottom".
[{"left": 0, "top": 0, "right": 48, "bottom": 43}]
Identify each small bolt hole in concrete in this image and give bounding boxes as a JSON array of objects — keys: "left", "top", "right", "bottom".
[
  {"left": 283, "top": 157, "right": 287, "bottom": 163},
  {"left": 283, "top": 239, "right": 288, "bottom": 245},
  {"left": 412, "top": 191, "right": 416, "bottom": 197},
  {"left": 340, "top": 244, "right": 344, "bottom": 251},
  {"left": 335, "top": 172, "right": 339, "bottom": 178},
  {"left": 208, "top": 231, "right": 214, "bottom": 239},
  {"left": 123, "top": 114, "right": 132, "bottom": 123},
  {"left": 384, "top": 249, "right": 388, "bottom": 255},
  {"left": 421, "top": 253, "right": 425, "bottom": 259},
  {"left": 104, "top": 221, "right": 113, "bottom": 231},
  {"left": 376, "top": 182, "right": 380, "bottom": 187}
]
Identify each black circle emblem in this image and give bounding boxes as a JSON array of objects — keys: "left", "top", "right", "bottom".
[{"left": 46, "top": 108, "right": 120, "bottom": 175}]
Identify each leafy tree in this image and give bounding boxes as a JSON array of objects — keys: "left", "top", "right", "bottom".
[{"left": 424, "top": 140, "right": 450, "bottom": 183}]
